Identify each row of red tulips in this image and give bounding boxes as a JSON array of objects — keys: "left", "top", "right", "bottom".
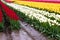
[
  {"left": 0, "top": 1, "right": 19, "bottom": 21},
  {"left": 0, "top": 1, "right": 21, "bottom": 31}
]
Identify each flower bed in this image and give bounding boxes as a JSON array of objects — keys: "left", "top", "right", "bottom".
[{"left": 6, "top": 3, "right": 60, "bottom": 40}]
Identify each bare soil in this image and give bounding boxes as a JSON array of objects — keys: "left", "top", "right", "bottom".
[{"left": 0, "top": 21, "right": 49, "bottom": 40}]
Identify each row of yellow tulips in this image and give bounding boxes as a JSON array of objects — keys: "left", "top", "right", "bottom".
[{"left": 14, "top": 1, "right": 60, "bottom": 13}]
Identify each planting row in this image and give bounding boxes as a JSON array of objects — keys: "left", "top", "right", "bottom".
[
  {"left": 14, "top": 1, "right": 60, "bottom": 13},
  {"left": 0, "top": 1, "right": 20, "bottom": 31},
  {"left": 5, "top": 3, "right": 60, "bottom": 26}
]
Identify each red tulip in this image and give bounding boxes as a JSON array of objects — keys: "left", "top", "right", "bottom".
[
  {"left": 0, "top": 1, "right": 19, "bottom": 21},
  {"left": 0, "top": 8, "right": 3, "bottom": 22}
]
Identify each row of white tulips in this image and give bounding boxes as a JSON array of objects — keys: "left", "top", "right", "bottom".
[{"left": 2, "top": 0, "right": 60, "bottom": 26}]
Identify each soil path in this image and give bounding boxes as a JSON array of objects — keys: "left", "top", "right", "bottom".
[{"left": 0, "top": 21, "right": 48, "bottom": 40}]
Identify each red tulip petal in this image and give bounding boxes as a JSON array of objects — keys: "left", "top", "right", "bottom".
[{"left": 0, "top": 8, "right": 3, "bottom": 22}]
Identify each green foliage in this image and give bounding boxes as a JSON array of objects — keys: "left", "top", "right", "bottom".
[
  {"left": 10, "top": 20, "right": 20, "bottom": 30},
  {"left": 0, "top": 22, "right": 4, "bottom": 32}
]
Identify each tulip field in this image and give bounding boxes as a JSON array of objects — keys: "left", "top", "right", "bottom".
[
  {"left": 3, "top": 1, "right": 60, "bottom": 40},
  {"left": 1, "top": 0, "right": 60, "bottom": 40}
]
